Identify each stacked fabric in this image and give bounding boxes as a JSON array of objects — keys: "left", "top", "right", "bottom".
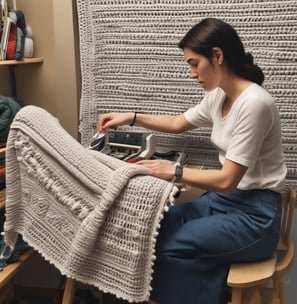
[
  {"left": 0, "top": 7, "right": 34, "bottom": 61},
  {"left": 0, "top": 95, "right": 22, "bottom": 142},
  {"left": 6, "top": 10, "right": 34, "bottom": 60}
]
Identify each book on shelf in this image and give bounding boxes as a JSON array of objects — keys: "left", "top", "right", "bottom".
[
  {"left": 0, "top": 0, "right": 11, "bottom": 61},
  {"left": 0, "top": 16, "right": 11, "bottom": 60}
]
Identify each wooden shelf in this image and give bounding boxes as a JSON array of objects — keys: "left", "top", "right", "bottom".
[
  {"left": 0, "top": 58, "right": 43, "bottom": 65},
  {"left": 0, "top": 249, "right": 35, "bottom": 288}
]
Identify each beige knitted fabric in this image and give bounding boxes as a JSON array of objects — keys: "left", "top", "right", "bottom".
[{"left": 4, "top": 105, "right": 175, "bottom": 302}]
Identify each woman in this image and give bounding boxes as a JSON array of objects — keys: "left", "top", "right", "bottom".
[{"left": 98, "top": 18, "right": 287, "bottom": 304}]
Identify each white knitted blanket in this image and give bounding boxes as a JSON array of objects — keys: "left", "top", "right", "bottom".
[
  {"left": 4, "top": 106, "right": 175, "bottom": 302},
  {"left": 77, "top": 0, "right": 297, "bottom": 190}
]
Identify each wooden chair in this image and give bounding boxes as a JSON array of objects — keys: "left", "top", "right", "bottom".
[
  {"left": 227, "top": 188, "right": 296, "bottom": 304},
  {"left": 61, "top": 278, "right": 76, "bottom": 304}
]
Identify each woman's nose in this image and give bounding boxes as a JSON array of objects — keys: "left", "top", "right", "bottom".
[{"left": 189, "top": 68, "right": 198, "bottom": 79}]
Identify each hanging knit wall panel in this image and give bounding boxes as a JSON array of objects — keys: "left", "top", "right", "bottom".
[{"left": 76, "top": 0, "right": 297, "bottom": 190}]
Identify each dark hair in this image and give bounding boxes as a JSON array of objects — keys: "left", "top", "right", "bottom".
[{"left": 178, "top": 18, "right": 264, "bottom": 85}]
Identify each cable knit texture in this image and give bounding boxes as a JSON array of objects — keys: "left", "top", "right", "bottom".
[{"left": 4, "top": 106, "right": 175, "bottom": 303}]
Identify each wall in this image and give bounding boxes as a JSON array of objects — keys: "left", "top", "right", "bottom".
[{"left": 0, "top": 0, "right": 81, "bottom": 139}]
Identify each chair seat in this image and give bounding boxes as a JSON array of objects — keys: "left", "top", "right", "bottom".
[
  {"left": 227, "top": 255, "right": 277, "bottom": 288},
  {"left": 227, "top": 188, "right": 296, "bottom": 304}
]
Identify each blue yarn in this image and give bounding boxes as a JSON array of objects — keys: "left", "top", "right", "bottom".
[
  {"left": 15, "top": 10, "right": 26, "bottom": 36},
  {"left": 0, "top": 234, "right": 30, "bottom": 270}
]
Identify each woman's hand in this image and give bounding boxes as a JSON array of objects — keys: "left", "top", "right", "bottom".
[
  {"left": 137, "top": 159, "right": 175, "bottom": 181},
  {"left": 98, "top": 112, "right": 134, "bottom": 132}
]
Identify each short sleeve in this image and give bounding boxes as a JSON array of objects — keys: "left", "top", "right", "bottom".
[
  {"left": 226, "top": 98, "right": 275, "bottom": 168},
  {"left": 183, "top": 89, "right": 225, "bottom": 128}
]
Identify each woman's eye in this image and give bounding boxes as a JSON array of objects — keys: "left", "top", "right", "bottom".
[{"left": 187, "top": 59, "right": 199, "bottom": 68}]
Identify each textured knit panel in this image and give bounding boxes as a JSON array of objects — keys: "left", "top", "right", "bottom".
[
  {"left": 76, "top": 0, "right": 297, "bottom": 190},
  {"left": 4, "top": 105, "right": 175, "bottom": 303}
]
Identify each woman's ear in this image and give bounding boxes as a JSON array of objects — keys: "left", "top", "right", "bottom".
[{"left": 212, "top": 47, "right": 224, "bottom": 65}]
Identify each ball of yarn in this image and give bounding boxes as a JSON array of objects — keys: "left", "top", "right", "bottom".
[
  {"left": 26, "top": 26, "right": 33, "bottom": 38},
  {"left": 9, "top": 12, "right": 17, "bottom": 24}
]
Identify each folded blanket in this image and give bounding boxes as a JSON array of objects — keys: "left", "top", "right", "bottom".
[
  {"left": 4, "top": 105, "right": 175, "bottom": 302},
  {"left": 0, "top": 96, "right": 21, "bottom": 142}
]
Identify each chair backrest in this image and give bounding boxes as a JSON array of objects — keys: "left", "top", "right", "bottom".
[
  {"left": 276, "top": 188, "right": 296, "bottom": 275},
  {"left": 279, "top": 189, "right": 296, "bottom": 249}
]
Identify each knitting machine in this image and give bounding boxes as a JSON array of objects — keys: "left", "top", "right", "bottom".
[
  {"left": 89, "top": 130, "right": 156, "bottom": 162},
  {"left": 89, "top": 130, "right": 188, "bottom": 164}
]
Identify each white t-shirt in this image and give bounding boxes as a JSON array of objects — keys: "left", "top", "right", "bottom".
[{"left": 184, "top": 84, "right": 287, "bottom": 192}]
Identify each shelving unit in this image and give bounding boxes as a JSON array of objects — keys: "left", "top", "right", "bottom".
[{"left": 0, "top": 58, "right": 44, "bottom": 303}]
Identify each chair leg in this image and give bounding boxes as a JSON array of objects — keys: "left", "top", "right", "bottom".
[
  {"left": 62, "top": 278, "right": 76, "bottom": 304},
  {"left": 231, "top": 287, "right": 242, "bottom": 304},
  {"left": 277, "top": 279, "right": 287, "bottom": 304},
  {"left": 230, "top": 287, "right": 263, "bottom": 304}
]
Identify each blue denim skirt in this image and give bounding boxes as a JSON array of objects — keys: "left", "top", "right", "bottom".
[{"left": 150, "top": 189, "right": 282, "bottom": 304}]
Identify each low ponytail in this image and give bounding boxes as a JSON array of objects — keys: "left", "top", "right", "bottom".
[
  {"left": 236, "top": 52, "right": 265, "bottom": 85},
  {"left": 179, "top": 18, "right": 265, "bottom": 86}
]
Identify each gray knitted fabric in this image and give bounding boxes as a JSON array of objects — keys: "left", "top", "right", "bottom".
[
  {"left": 77, "top": 0, "right": 297, "bottom": 190},
  {"left": 4, "top": 106, "right": 175, "bottom": 303}
]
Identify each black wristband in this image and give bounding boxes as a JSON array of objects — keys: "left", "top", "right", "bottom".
[
  {"left": 130, "top": 112, "right": 137, "bottom": 127},
  {"left": 173, "top": 163, "right": 183, "bottom": 182}
]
